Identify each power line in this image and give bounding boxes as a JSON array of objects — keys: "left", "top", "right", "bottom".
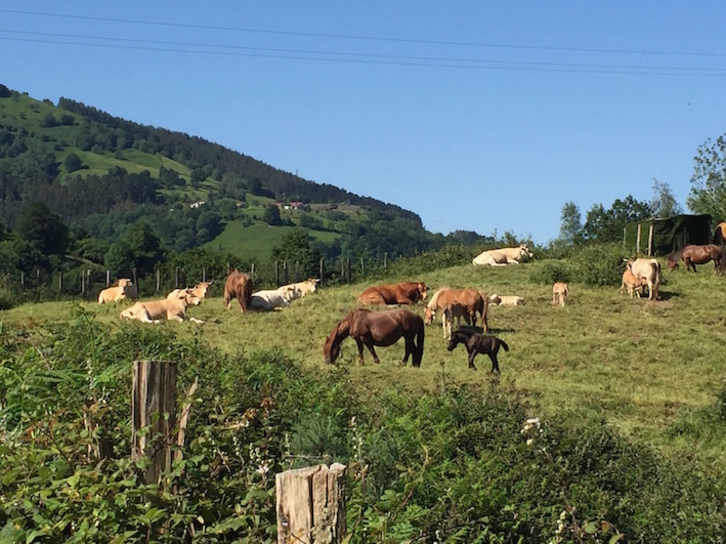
[
  {"left": 2, "top": 7, "right": 726, "bottom": 59},
  {"left": 1, "top": 29, "right": 723, "bottom": 75}
]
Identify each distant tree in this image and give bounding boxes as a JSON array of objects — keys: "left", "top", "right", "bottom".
[
  {"left": 0, "top": 84, "right": 11, "bottom": 98},
  {"left": 14, "top": 202, "right": 69, "bottom": 257},
  {"left": 104, "top": 239, "right": 135, "bottom": 276},
  {"left": 271, "top": 228, "right": 322, "bottom": 278},
  {"left": 40, "top": 113, "right": 57, "bottom": 128},
  {"left": 582, "top": 195, "right": 652, "bottom": 244},
  {"left": 263, "top": 204, "right": 282, "bottom": 226},
  {"left": 190, "top": 168, "right": 206, "bottom": 188},
  {"left": 687, "top": 135, "right": 726, "bottom": 220},
  {"left": 196, "top": 210, "right": 223, "bottom": 244},
  {"left": 64, "top": 152, "right": 84, "bottom": 173},
  {"left": 125, "top": 221, "right": 164, "bottom": 276},
  {"left": 557, "top": 201, "right": 583, "bottom": 245},
  {"left": 59, "top": 114, "right": 75, "bottom": 126},
  {"left": 447, "top": 230, "right": 482, "bottom": 245},
  {"left": 650, "top": 178, "right": 683, "bottom": 218}
]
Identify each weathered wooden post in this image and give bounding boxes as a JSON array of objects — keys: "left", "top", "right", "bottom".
[
  {"left": 58, "top": 271, "right": 63, "bottom": 293},
  {"left": 283, "top": 261, "right": 289, "bottom": 285},
  {"left": 319, "top": 258, "right": 324, "bottom": 287},
  {"left": 131, "top": 360, "right": 178, "bottom": 485},
  {"left": 20, "top": 271, "right": 25, "bottom": 287},
  {"left": 346, "top": 259, "right": 351, "bottom": 283},
  {"left": 276, "top": 463, "right": 347, "bottom": 544},
  {"left": 81, "top": 270, "right": 85, "bottom": 296},
  {"left": 106, "top": 270, "right": 110, "bottom": 287},
  {"left": 384, "top": 252, "right": 388, "bottom": 276},
  {"left": 251, "top": 263, "right": 256, "bottom": 278},
  {"left": 360, "top": 258, "right": 365, "bottom": 278},
  {"left": 175, "top": 267, "right": 179, "bottom": 289},
  {"left": 275, "top": 261, "right": 280, "bottom": 286},
  {"left": 156, "top": 270, "right": 161, "bottom": 292},
  {"left": 202, "top": 268, "right": 206, "bottom": 282}
]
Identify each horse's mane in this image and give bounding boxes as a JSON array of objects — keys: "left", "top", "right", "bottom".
[{"left": 427, "top": 287, "right": 448, "bottom": 309}]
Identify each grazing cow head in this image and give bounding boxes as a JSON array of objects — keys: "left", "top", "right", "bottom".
[
  {"left": 488, "top": 294, "right": 502, "bottom": 305},
  {"left": 520, "top": 245, "right": 534, "bottom": 259}
]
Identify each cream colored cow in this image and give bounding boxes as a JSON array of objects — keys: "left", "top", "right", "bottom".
[
  {"left": 488, "top": 294, "right": 525, "bottom": 306},
  {"left": 472, "top": 245, "right": 534, "bottom": 266},
  {"left": 98, "top": 278, "right": 134, "bottom": 304},
  {"left": 552, "top": 282, "right": 569, "bottom": 306},
  {"left": 120, "top": 289, "right": 202, "bottom": 323}
]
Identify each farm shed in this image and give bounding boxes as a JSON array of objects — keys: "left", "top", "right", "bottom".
[{"left": 623, "top": 214, "right": 713, "bottom": 256}]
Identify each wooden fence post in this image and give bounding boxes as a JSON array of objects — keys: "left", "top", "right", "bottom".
[
  {"left": 202, "top": 268, "right": 206, "bottom": 282},
  {"left": 283, "top": 261, "right": 289, "bottom": 285},
  {"left": 156, "top": 270, "right": 161, "bottom": 292},
  {"left": 251, "top": 263, "right": 256, "bottom": 278},
  {"left": 106, "top": 270, "right": 110, "bottom": 287},
  {"left": 58, "top": 271, "right": 63, "bottom": 293},
  {"left": 131, "top": 360, "right": 178, "bottom": 485},
  {"left": 175, "top": 267, "right": 179, "bottom": 289},
  {"left": 384, "top": 252, "right": 388, "bottom": 276},
  {"left": 319, "top": 258, "right": 324, "bottom": 287},
  {"left": 275, "top": 261, "right": 280, "bottom": 286},
  {"left": 276, "top": 463, "right": 347, "bottom": 544}
]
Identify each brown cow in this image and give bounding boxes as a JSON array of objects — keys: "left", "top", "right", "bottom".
[
  {"left": 223, "top": 270, "right": 253, "bottom": 312},
  {"left": 357, "top": 282, "right": 428, "bottom": 306}
]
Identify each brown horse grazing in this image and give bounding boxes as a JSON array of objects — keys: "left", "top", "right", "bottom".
[
  {"left": 666, "top": 244, "right": 725, "bottom": 275},
  {"left": 446, "top": 329, "right": 509, "bottom": 372},
  {"left": 357, "top": 282, "right": 428, "bottom": 306},
  {"left": 424, "top": 287, "right": 488, "bottom": 338},
  {"left": 323, "top": 308, "right": 424, "bottom": 367}
]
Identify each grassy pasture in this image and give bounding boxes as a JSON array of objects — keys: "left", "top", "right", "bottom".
[{"left": 5, "top": 258, "right": 726, "bottom": 469}]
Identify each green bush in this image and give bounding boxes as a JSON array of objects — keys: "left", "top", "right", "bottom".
[
  {"left": 570, "top": 243, "right": 628, "bottom": 287},
  {"left": 529, "top": 259, "right": 575, "bottom": 285}
]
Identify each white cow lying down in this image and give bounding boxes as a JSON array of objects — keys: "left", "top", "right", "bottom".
[
  {"left": 120, "top": 289, "right": 203, "bottom": 323},
  {"left": 249, "top": 285, "right": 300, "bottom": 311},
  {"left": 488, "top": 294, "right": 525, "bottom": 306},
  {"left": 472, "top": 245, "right": 533, "bottom": 266}
]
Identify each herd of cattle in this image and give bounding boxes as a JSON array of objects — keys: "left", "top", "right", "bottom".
[{"left": 95, "top": 239, "right": 723, "bottom": 371}]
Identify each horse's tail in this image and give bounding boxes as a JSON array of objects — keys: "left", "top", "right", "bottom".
[
  {"left": 498, "top": 338, "right": 510, "bottom": 352},
  {"left": 413, "top": 319, "right": 425, "bottom": 367}
]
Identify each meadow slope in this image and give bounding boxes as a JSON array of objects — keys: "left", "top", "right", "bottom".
[{"left": 5, "top": 258, "right": 726, "bottom": 467}]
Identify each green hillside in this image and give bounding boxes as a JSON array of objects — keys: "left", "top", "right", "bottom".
[{"left": 0, "top": 84, "right": 460, "bottom": 268}]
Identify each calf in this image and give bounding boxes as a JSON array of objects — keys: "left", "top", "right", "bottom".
[
  {"left": 620, "top": 268, "right": 649, "bottom": 298},
  {"left": 552, "top": 282, "right": 569, "bottom": 306},
  {"left": 488, "top": 294, "right": 525, "bottom": 306},
  {"left": 446, "top": 329, "right": 509, "bottom": 372}
]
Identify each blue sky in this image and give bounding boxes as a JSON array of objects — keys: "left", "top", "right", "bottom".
[{"left": 3, "top": 2, "right": 726, "bottom": 243}]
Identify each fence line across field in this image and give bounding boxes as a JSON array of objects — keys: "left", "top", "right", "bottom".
[{"left": 13, "top": 254, "right": 394, "bottom": 301}]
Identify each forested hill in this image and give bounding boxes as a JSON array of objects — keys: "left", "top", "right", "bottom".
[{"left": 1, "top": 83, "right": 482, "bottom": 272}]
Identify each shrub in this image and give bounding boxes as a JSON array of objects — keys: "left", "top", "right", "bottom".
[
  {"left": 570, "top": 243, "right": 627, "bottom": 286},
  {"left": 529, "top": 259, "right": 575, "bottom": 285}
]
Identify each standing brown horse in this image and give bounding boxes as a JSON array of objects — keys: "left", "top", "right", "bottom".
[
  {"left": 323, "top": 308, "right": 424, "bottom": 367},
  {"left": 666, "top": 244, "right": 725, "bottom": 275}
]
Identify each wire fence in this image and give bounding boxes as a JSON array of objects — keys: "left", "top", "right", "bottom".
[{"left": 10, "top": 254, "right": 398, "bottom": 303}]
